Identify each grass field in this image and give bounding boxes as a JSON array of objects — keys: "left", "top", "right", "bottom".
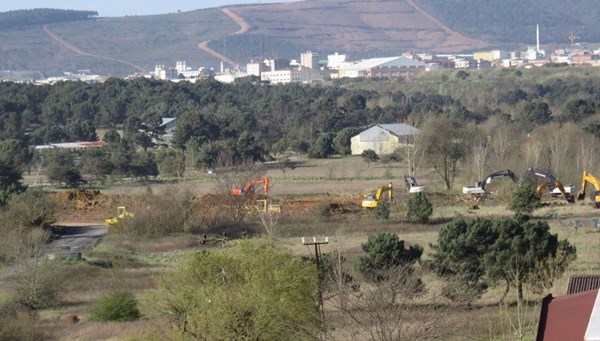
[{"left": 4, "top": 156, "right": 600, "bottom": 340}]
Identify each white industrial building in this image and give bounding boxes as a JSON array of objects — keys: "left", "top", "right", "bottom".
[
  {"left": 335, "top": 56, "right": 429, "bottom": 79},
  {"left": 351, "top": 124, "right": 420, "bottom": 155}
]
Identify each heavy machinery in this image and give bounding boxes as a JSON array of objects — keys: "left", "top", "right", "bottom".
[
  {"left": 256, "top": 199, "right": 282, "bottom": 213},
  {"left": 362, "top": 183, "right": 393, "bottom": 208},
  {"left": 404, "top": 175, "right": 426, "bottom": 193},
  {"left": 576, "top": 171, "right": 600, "bottom": 208},
  {"left": 463, "top": 169, "right": 518, "bottom": 195},
  {"left": 230, "top": 177, "right": 269, "bottom": 196},
  {"left": 521, "top": 168, "right": 575, "bottom": 203},
  {"left": 105, "top": 206, "right": 135, "bottom": 225}
]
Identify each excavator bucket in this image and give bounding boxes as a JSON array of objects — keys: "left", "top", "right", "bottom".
[{"left": 577, "top": 192, "right": 586, "bottom": 201}]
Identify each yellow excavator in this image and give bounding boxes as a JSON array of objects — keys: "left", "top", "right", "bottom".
[
  {"left": 521, "top": 168, "right": 575, "bottom": 203},
  {"left": 577, "top": 171, "right": 600, "bottom": 208},
  {"left": 362, "top": 183, "right": 393, "bottom": 208},
  {"left": 105, "top": 206, "right": 135, "bottom": 225}
]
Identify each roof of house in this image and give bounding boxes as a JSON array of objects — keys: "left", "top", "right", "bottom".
[
  {"left": 568, "top": 275, "right": 600, "bottom": 295},
  {"left": 349, "top": 57, "right": 427, "bottom": 70},
  {"left": 536, "top": 289, "right": 600, "bottom": 341},
  {"left": 355, "top": 124, "right": 420, "bottom": 142},
  {"left": 160, "top": 117, "right": 177, "bottom": 127},
  {"left": 34, "top": 141, "right": 106, "bottom": 150}
]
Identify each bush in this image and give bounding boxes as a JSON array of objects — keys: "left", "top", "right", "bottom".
[
  {"left": 406, "top": 192, "right": 433, "bottom": 224},
  {"left": 508, "top": 185, "right": 541, "bottom": 214},
  {"left": 91, "top": 290, "right": 141, "bottom": 322},
  {"left": 373, "top": 201, "right": 390, "bottom": 220}
]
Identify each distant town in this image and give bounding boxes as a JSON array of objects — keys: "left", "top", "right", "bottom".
[{"left": 1, "top": 30, "right": 598, "bottom": 85}]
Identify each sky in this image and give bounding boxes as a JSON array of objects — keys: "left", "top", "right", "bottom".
[{"left": 0, "top": 0, "right": 297, "bottom": 17}]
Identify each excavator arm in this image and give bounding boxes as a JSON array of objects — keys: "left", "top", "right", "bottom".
[
  {"left": 577, "top": 171, "right": 600, "bottom": 207},
  {"left": 522, "top": 168, "right": 574, "bottom": 203},
  {"left": 231, "top": 177, "right": 269, "bottom": 196},
  {"left": 362, "top": 183, "right": 393, "bottom": 208},
  {"left": 480, "top": 169, "right": 518, "bottom": 191}
]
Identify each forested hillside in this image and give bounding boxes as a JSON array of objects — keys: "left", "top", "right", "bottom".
[
  {"left": 415, "top": 0, "right": 600, "bottom": 45},
  {"left": 0, "top": 9, "right": 97, "bottom": 30}
]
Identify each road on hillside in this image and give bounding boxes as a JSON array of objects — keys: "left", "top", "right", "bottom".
[
  {"left": 43, "top": 24, "right": 147, "bottom": 73},
  {"left": 197, "top": 7, "right": 250, "bottom": 67},
  {"left": 404, "top": 0, "right": 488, "bottom": 47}
]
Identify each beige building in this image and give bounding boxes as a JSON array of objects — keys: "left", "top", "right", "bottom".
[{"left": 351, "top": 124, "right": 420, "bottom": 155}]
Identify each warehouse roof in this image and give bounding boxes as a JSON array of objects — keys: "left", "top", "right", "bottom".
[{"left": 356, "top": 124, "right": 420, "bottom": 142}]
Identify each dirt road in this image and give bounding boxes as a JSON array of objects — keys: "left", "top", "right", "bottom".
[
  {"left": 49, "top": 225, "right": 108, "bottom": 255},
  {"left": 197, "top": 7, "right": 250, "bottom": 67},
  {"left": 43, "top": 24, "right": 148, "bottom": 73},
  {"left": 405, "top": 0, "right": 488, "bottom": 48}
]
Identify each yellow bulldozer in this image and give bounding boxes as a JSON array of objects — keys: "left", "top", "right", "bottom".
[{"left": 105, "top": 206, "right": 135, "bottom": 225}]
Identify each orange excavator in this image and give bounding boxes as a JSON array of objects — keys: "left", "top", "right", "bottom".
[
  {"left": 230, "top": 177, "right": 269, "bottom": 196},
  {"left": 576, "top": 171, "right": 600, "bottom": 208}
]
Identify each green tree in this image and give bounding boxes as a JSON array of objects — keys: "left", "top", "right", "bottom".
[
  {"left": 430, "top": 217, "right": 497, "bottom": 301},
  {"left": 405, "top": 192, "right": 433, "bottom": 224},
  {"left": 0, "top": 139, "right": 34, "bottom": 171},
  {"left": 155, "top": 149, "right": 185, "bottom": 178},
  {"left": 0, "top": 162, "right": 26, "bottom": 205},
  {"left": 516, "top": 101, "right": 552, "bottom": 131},
  {"left": 333, "top": 127, "right": 361, "bottom": 156},
  {"left": 152, "top": 240, "right": 320, "bottom": 340},
  {"left": 43, "top": 150, "right": 84, "bottom": 188},
  {"left": 361, "top": 149, "right": 379, "bottom": 167},
  {"left": 356, "top": 232, "right": 423, "bottom": 299},
  {"left": 484, "top": 216, "right": 576, "bottom": 304},
  {"left": 308, "top": 132, "right": 335, "bottom": 159},
  {"left": 102, "top": 129, "right": 121, "bottom": 144},
  {"left": 79, "top": 148, "right": 114, "bottom": 184},
  {"left": 508, "top": 185, "right": 542, "bottom": 214}
]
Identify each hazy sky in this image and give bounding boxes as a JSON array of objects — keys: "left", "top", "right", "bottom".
[{"left": 0, "top": 1, "right": 297, "bottom": 17}]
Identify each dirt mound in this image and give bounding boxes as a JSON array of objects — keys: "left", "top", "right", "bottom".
[{"left": 55, "top": 189, "right": 107, "bottom": 210}]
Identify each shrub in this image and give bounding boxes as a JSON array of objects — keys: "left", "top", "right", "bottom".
[
  {"left": 91, "top": 290, "right": 141, "bottom": 322},
  {"left": 406, "top": 192, "right": 433, "bottom": 224},
  {"left": 508, "top": 185, "right": 541, "bottom": 214},
  {"left": 373, "top": 201, "right": 390, "bottom": 220}
]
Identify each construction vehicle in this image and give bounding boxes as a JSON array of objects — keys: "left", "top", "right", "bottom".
[
  {"left": 230, "top": 177, "right": 269, "bottom": 196},
  {"left": 521, "top": 168, "right": 575, "bottom": 203},
  {"left": 362, "top": 183, "right": 393, "bottom": 208},
  {"left": 576, "top": 171, "right": 600, "bottom": 208},
  {"left": 463, "top": 169, "right": 518, "bottom": 195},
  {"left": 256, "top": 199, "right": 282, "bottom": 213},
  {"left": 105, "top": 206, "right": 135, "bottom": 225},
  {"left": 404, "top": 175, "right": 426, "bottom": 193}
]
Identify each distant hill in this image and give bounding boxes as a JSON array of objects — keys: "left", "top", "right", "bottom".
[
  {"left": 414, "top": 0, "right": 600, "bottom": 46},
  {"left": 1, "top": 2, "right": 599, "bottom": 75},
  {"left": 0, "top": 9, "right": 97, "bottom": 30}
]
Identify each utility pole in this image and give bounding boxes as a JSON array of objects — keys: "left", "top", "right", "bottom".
[{"left": 302, "top": 236, "right": 329, "bottom": 323}]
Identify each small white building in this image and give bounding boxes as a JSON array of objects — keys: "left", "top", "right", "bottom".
[{"left": 351, "top": 124, "right": 420, "bottom": 156}]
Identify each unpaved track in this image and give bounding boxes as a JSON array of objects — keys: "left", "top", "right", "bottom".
[
  {"left": 405, "top": 0, "right": 488, "bottom": 47},
  {"left": 49, "top": 225, "right": 108, "bottom": 253},
  {"left": 197, "top": 7, "right": 250, "bottom": 67},
  {"left": 43, "top": 24, "right": 148, "bottom": 73}
]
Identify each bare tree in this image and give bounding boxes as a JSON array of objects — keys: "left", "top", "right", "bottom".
[
  {"left": 331, "top": 267, "right": 465, "bottom": 341},
  {"left": 256, "top": 210, "right": 280, "bottom": 237},
  {"left": 212, "top": 152, "right": 267, "bottom": 222},
  {"left": 469, "top": 126, "right": 491, "bottom": 180},
  {"left": 394, "top": 132, "right": 426, "bottom": 177},
  {"left": 0, "top": 227, "right": 62, "bottom": 310},
  {"left": 422, "top": 116, "right": 468, "bottom": 190}
]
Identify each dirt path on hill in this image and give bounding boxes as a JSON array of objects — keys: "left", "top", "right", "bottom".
[
  {"left": 405, "top": 0, "right": 488, "bottom": 48},
  {"left": 197, "top": 7, "right": 250, "bottom": 67},
  {"left": 43, "top": 24, "right": 148, "bottom": 73}
]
